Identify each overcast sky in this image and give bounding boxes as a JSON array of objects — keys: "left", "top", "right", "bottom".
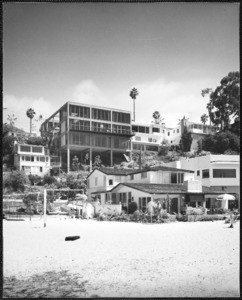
[{"left": 3, "top": 2, "right": 239, "bottom": 133}]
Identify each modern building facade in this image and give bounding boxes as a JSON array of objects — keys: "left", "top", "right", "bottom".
[
  {"left": 40, "top": 102, "right": 134, "bottom": 172},
  {"left": 131, "top": 116, "right": 216, "bottom": 153}
]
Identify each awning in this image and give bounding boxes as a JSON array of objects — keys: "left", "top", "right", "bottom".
[{"left": 190, "top": 195, "right": 204, "bottom": 202}]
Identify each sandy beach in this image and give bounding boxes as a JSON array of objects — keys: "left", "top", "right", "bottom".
[{"left": 3, "top": 217, "right": 240, "bottom": 298}]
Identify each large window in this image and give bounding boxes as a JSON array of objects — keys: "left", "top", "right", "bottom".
[
  {"left": 92, "top": 122, "right": 111, "bottom": 133},
  {"left": 69, "top": 105, "right": 90, "bottom": 118},
  {"left": 20, "top": 145, "right": 31, "bottom": 152},
  {"left": 171, "top": 173, "right": 177, "bottom": 183},
  {"left": 213, "top": 169, "right": 236, "bottom": 178},
  {"left": 69, "top": 132, "right": 90, "bottom": 146},
  {"left": 152, "top": 127, "right": 160, "bottom": 133},
  {"left": 146, "top": 145, "right": 158, "bottom": 151},
  {"left": 92, "top": 108, "right": 111, "bottom": 121},
  {"left": 112, "top": 124, "right": 130, "bottom": 134},
  {"left": 202, "top": 169, "right": 210, "bottom": 178},
  {"left": 32, "top": 146, "right": 42, "bottom": 153},
  {"left": 112, "top": 111, "right": 131, "bottom": 124},
  {"left": 138, "top": 197, "right": 151, "bottom": 211},
  {"left": 70, "top": 119, "right": 90, "bottom": 131}
]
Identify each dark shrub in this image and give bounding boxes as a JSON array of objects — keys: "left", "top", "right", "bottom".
[
  {"left": 28, "top": 174, "right": 42, "bottom": 186},
  {"left": 128, "top": 201, "right": 138, "bottom": 214},
  {"left": 3, "top": 171, "right": 29, "bottom": 192},
  {"left": 43, "top": 175, "right": 57, "bottom": 185}
]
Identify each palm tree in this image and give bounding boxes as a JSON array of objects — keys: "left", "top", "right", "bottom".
[
  {"left": 26, "top": 108, "right": 36, "bottom": 134},
  {"left": 152, "top": 111, "right": 161, "bottom": 124},
  {"left": 200, "top": 114, "right": 208, "bottom": 125},
  {"left": 129, "top": 88, "right": 139, "bottom": 122},
  {"left": 7, "top": 114, "right": 17, "bottom": 127}
]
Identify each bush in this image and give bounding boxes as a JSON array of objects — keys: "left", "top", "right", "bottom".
[
  {"left": 3, "top": 171, "right": 29, "bottom": 192},
  {"left": 28, "top": 174, "right": 42, "bottom": 186},
  {"left": 43, "top": 175, "right": 57, "bottom": 185},
  {"left": 128, "top": 201, "right": 138, "bottom": 214}
]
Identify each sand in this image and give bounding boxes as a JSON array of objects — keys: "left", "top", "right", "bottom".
[{"left": 3, "top": 217, "right": 240, "bottom": 298}]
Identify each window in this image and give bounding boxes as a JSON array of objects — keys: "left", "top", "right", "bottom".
[
  {"left": 128, "top": 192, "right": 132, "bottom": 203},
  {"left": 178, "top": 173, "right": 184, "bottom": 184},
  {"left": 152, "top": 127, "right": 160, "bottom": 133},
  {"left": 130, "top": 174, "right": 134, "bottom": 180},
  {"left": 213, "top": 169, "right": 236, "bottom": 178},
  {"left": 40, "top": 157, "right": 45, "bottom": 162},
  {"left": 203, "top": 127, "right": 207, "bottom": 133},
  {"left": 22, "top": 156, "right": 24, "bottom": 161},
  {"left": 40, "top": 167, "right": 43, "bottom": 172},
  {"left": 167, "top": 132, "right": 170, "bottom": 136},
  {"left": 171, "top": 173, "right": 177, "bottom": 183},
  {"left": 46, "top": 157, "right": 49, "bottom": 162},
  {"left": 153, "top": 139, "right": 157, "bottom": 143},
  {"left": 92, "top": 108, "right": 111, "bottom": 121},
  {"left": 112, "top": 111, "right": 131, "bottom": 124},
  {"left": 20, "top": 145, "right": 31, "bottom": 152},
  {"left": 173, "top": 130, "right": 175, "bottom": 133},
  {"left": 32, "top": 146, "right": 42, "bottom": 153},
  {"left": 25, "top": 156, "right": 31, "bottom": 161},
  {"left": 163, "top": 130, "right": 165, "bottom": 133},
  {"left": 197, "top": 170, "right": 200, "bottom": 176},
  {"left": 141, "top": 172, "right": 147, "bottom": 179},
  {"left": 148, "top": 138, "right": 152, "bottom": 142},
  {"left": 37, "top": 157, "right": 40, "bottom": 161},
  {"left": 135, "top": 136, "right": 141, "bottom": 141},
  {"left": 95, "top": 177, "right": 98, "bottom": 186},
  {"left": 199, "top": 125, "right": 202, "bottom": 129},
  {"left": 171, "top": 141, "right": 173, "bottom": 144},
  {"left": 194, "top": 124, "right": 198, "bottom": 129},
  {"left": 139, "top": 197, "right": 152, "bottom": 211},
  {"left": 202, "top": 169, "right": 209, "bottom": 178},
  {"left": 109, "top": 179, "right": 113, "bottom": 185},
  {"left": 22, "top": 166, "right": 25, "bottom": 170},
  {"left": 31, "top": 156, "right": 34, "bottom": 162},
  {"left": 177, "top": 129, "right": 179, "bottom": 133}
]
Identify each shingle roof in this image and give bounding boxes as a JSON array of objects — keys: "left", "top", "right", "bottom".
[
  {"left": 202, "top": 186, "right": 236, "bottom": 194},
  {"left": 87, "top": 165, "right": 194, "bottom": 178},
  {"left": 111, "top": 183, "right": 188, "bottom": 194}
]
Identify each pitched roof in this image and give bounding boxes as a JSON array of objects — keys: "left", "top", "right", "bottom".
[
  {"left": 87, "top": 167, "right": 138, "bottom": 178},
  {"left": 111, "top": 183, "right": 188, "bottom": 194},
  {"left": 87, "top": 165, "right": 194, "bottom": 178},
  {"left": 202, "top": 186, "right": 236, "bottom": 194}
]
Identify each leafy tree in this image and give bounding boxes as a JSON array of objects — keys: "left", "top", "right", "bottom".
[
  {"left": 129, "top": 87, "right": 139, "bottom": 122},
  {"left": 28, "top": 174, "right": 42, "bottom": 186},
  {"left": 25, "top": 136, "right": 48, "bottom": 146},
  {"left": 3, "top": 171, "right": 30, "bottom": 192},
  {"left": 201, "top": 131, "right": 239, "bottom": 154},
  {"left": 2, "top": 123, "right": 16, "bottom": 167},
  {"left": 202, "top": 72, "right": 240, "bottom": 130},
  {"left": 26, "top": 108, "right": 36, "bottom": 134},
  {"left": 180, "top": 126, "right": 193, "bottom": 152},
  {"left": 200, "top": 114, "right": 208, "bottom": 125}
]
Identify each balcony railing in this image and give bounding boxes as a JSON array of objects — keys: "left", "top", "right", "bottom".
[{"left": 69, "top": 125, "right": 135, "bottom": 136}]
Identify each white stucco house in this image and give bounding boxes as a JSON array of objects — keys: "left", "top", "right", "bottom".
[
  {"left": 14, "top": 144, "right": 51, "bottom": 176},
  {"left": 164, "top": 154, "right": 240, "bottom": 210}
]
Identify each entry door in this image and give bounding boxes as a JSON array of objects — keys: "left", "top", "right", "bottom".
[{"left": 170, "top": 198, "right": 178, "bottom": 213}]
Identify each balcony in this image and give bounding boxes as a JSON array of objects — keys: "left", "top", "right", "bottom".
[{"left": 69, "top": 125, "right": 135, "bottom": 136}]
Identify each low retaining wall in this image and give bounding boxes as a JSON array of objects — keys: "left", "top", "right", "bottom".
[{"left": 93, "top": 202, "right": 122, "bottom": 216}]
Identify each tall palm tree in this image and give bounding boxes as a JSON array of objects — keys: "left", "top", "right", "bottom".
[
  {"left": 26, "top": 108, "right": 36, "bottom": 134},
  {"left": 200, "top": 114, "right": 208, "bottom": 125},
  {"left": 129, "top": 88, "right": 139, "bottom": 122}
]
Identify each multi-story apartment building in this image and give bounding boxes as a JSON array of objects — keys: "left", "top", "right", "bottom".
[
  {"left": 14, "top": 144, "right": 51, "bottom": 176},
  {"left": 40, "top": 102, "right": 134, "bottom": 172},
  {"left": 131, "top": 116, "right": 216, "bottom": 152},
  {"left": 131, "top": 122, "right": 181, "bottom": 152}
]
